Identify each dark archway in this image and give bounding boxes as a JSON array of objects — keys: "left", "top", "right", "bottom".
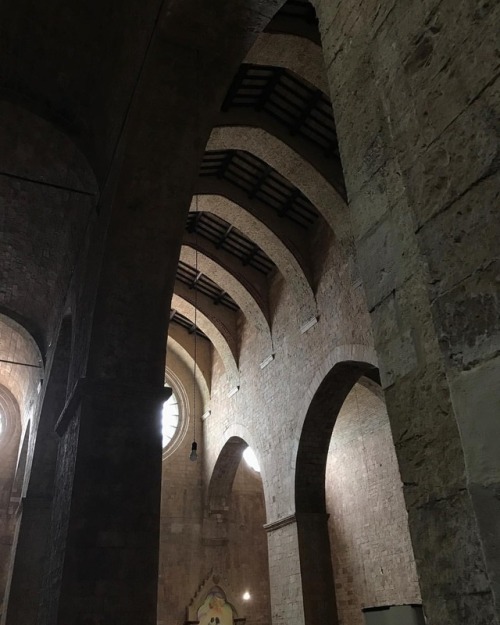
[
  {"left": 296, "top": 360, "right": 379, "bottom": 514},
  {"left": 208, "top": 436, "right": 248, "bottom": 516},
  {"left": 294, "top": 360, "right": 379, "bottom": 625},
  {"left": 204, "top": 437, "right": 271, "bottom": 625}
]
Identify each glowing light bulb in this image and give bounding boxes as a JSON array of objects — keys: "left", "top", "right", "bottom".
[{"left": 242, "top": 591, "right": 251, "bottom": 601}]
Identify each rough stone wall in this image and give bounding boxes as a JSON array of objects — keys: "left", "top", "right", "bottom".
[
  {"left": 311, "top": 0, "right": 500, "bottom": 621},
  {"left": 225, "top": 462, "right": 271, "bottom": 625},
  {"left": 204, "top": 221, "right": 373, "bottom": 522},
  {"left": 326, "top": 383, "right": 421, "bottom": 625},
  {"left": 158, "top": 351, "right": 271, "bottom": 625},
  {"left": 158, "top": 349, "right": 205, "bottom": 625},
  {"left": 0, "top": 102, "right": 97, "bottom": 352},
  {"left": 266, "top": 522, "right": 304, "bottom": 625},
  {"left": 205, "top": 219, "right": 371, "bottom": 522},
  {"left": 202, "top": 219, "right": 417, "bottom": 623},
  {"left": 0, "top": 0, "right": 497, "bottom": 623}
]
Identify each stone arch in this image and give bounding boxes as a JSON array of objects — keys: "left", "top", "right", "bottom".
[
  {"left": 196, "top": 180, "right": 311, "bottom": 265},
  {"left": 208, "top": 436, "right": 249, "bottom": 515},
  {"left": 0, "top": 313, "right": 43, "bottom": 424},
  {"left": 166, "top": 335, "right": 211, "bottom": 411},
  {"left": 295, "top": 345, "right": 379, "bottom": 623},
  {"left": 0, "top": 384, "right": 22, "bottom": 606},
  {"left": 0, "top": 385, "right": 22, "bottom": 455},
  {"left": 182, "top": 230, "right": 270, "bottom": 323},
  {"left": 295, "top": 359, "right": 380, "bottom": 513},
  {"left": 0, "top": 102, "right": 98, "bottom": 349},
  {"left": 173, "top": 282, "right": 238, "bottom": 361},
  {"left": 171, "top": 294, "right": 239, "bottom": 388},
  {"left": 292, "top": 344, "right": 379, "bottom": 463},
  {"left": 206, "top": 126, "right": 349, "bottom": 240},
  {"left": 180, "top": 246, "right": 273, "bottom": 356},
  {"left": 0, "top": 384, "right": 22, "bottom": 504},
  {"left": 167, "top": 328, "right": 212, "bottom": 400},
  {"left": 190, "top": 196, "right": 317, "bottom": 324},
  {"left": 205, "top": 428, "right": 267, "bottom": 533},
  {"left": 203, "top": 430, "right": 271, "bottom": 622},
  {"left": 292, "top": 355, "right": 381, "bottom": 625},
  {"left": 246, "top": 32, "right": 328, "bottom": 92},
  {"left": 3, "top": 313, "right": 74, "bottom": 624},
  {"left": 215, "top": 108, "right": 343, "bottom": 192}
]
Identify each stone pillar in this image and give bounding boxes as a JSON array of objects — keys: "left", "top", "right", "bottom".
[
  {"left": 5, "top": 319, "right": 71, "bottom": 625},
  {"left": 42, "top": 381, "right": 170, "bottom": 625},
  {"left": 34, "top": 27, "right": 202, "bottom": 625},
  {"left": 265, "top": 515, "right": 305, "bottom": 625},
  {"left": 314, "top": 0, "right": 500, "bottom": 622},
  {"left": 296, "top": 512, "right": 338, "bottom": 625}
]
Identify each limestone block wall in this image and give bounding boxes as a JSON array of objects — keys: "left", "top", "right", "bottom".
[
  {"left": 159, "top": 347, "right": 271, "bottom": 625},
  {"left": 158, "top": 350, "right": 205, "bottom": 625},
  {"left": 266, "top": 522, "right": 304, "bottom": 625},
  {"left": 225, "top": 462, "right": 271, "bottom": 625},
  {"left": 199, "top": 211, "right": 422, "bottom": 622},
  {"left": 204, "top": 224, "right": 374, "bottom": 523},
  {"left": 312, "top": 0, "right": 500, "bottom": 620}
]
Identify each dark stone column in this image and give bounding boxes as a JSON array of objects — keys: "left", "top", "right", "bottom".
[
  {"left": 45, "top": 381, "right": 170, "bottom": 625},
  {"left": 296, "top": 512, "right": 338, "bottom": 625},
  {"left": 29, "top": 3, "right": 277, "bottom": 622}
]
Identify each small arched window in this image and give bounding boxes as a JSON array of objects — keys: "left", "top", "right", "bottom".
[{"left": 243, "top": 447, "right": 260, "bottom": 472}]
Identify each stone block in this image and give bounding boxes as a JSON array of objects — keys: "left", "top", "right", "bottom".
[
  {"left": 432, "top": 259, "right": 500, "bottom": 367},
  {"left": 377, "top": 329, "right": 418, "bottom": 389}
]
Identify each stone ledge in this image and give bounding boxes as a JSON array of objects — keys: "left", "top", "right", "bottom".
[{"left": 263, "top": 513, "right": 296, "bottom": 533}]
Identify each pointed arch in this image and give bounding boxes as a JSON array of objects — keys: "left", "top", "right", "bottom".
[
  {"left": 166, "top": 327, "right": 212, "bottom": 401},
  {"left": 171, "top": 294, "right": 239, "bottom": 388},
  {"left": 207, "top": 127, "right": 348, "bottom": 241},
  {"left": 246, "top": 32, "right": 328, "bottom": 92},
  {"left": 190, "top": 196, "right": 317, "bottom": 324},
  {"left": 208, "top": 436, "right": 248, "bottom": 514},
  {"left": 295, "top": 359, "right": 380, "bottom": 514},
  {"left": 0, "top": 313, "right": 43, "bottom": 422},
  {"left": 180, "top": 246, "right": 273, "bottom": 351}
]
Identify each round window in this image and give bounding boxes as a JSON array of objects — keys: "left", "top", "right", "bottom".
[{"left": 162, "top": 392, "right": 180, "bottom": 449}]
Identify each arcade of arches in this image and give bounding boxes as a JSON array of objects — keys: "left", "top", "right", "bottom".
[{"left": 0, "top": 0, "right": 498, "bottom": 624}]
